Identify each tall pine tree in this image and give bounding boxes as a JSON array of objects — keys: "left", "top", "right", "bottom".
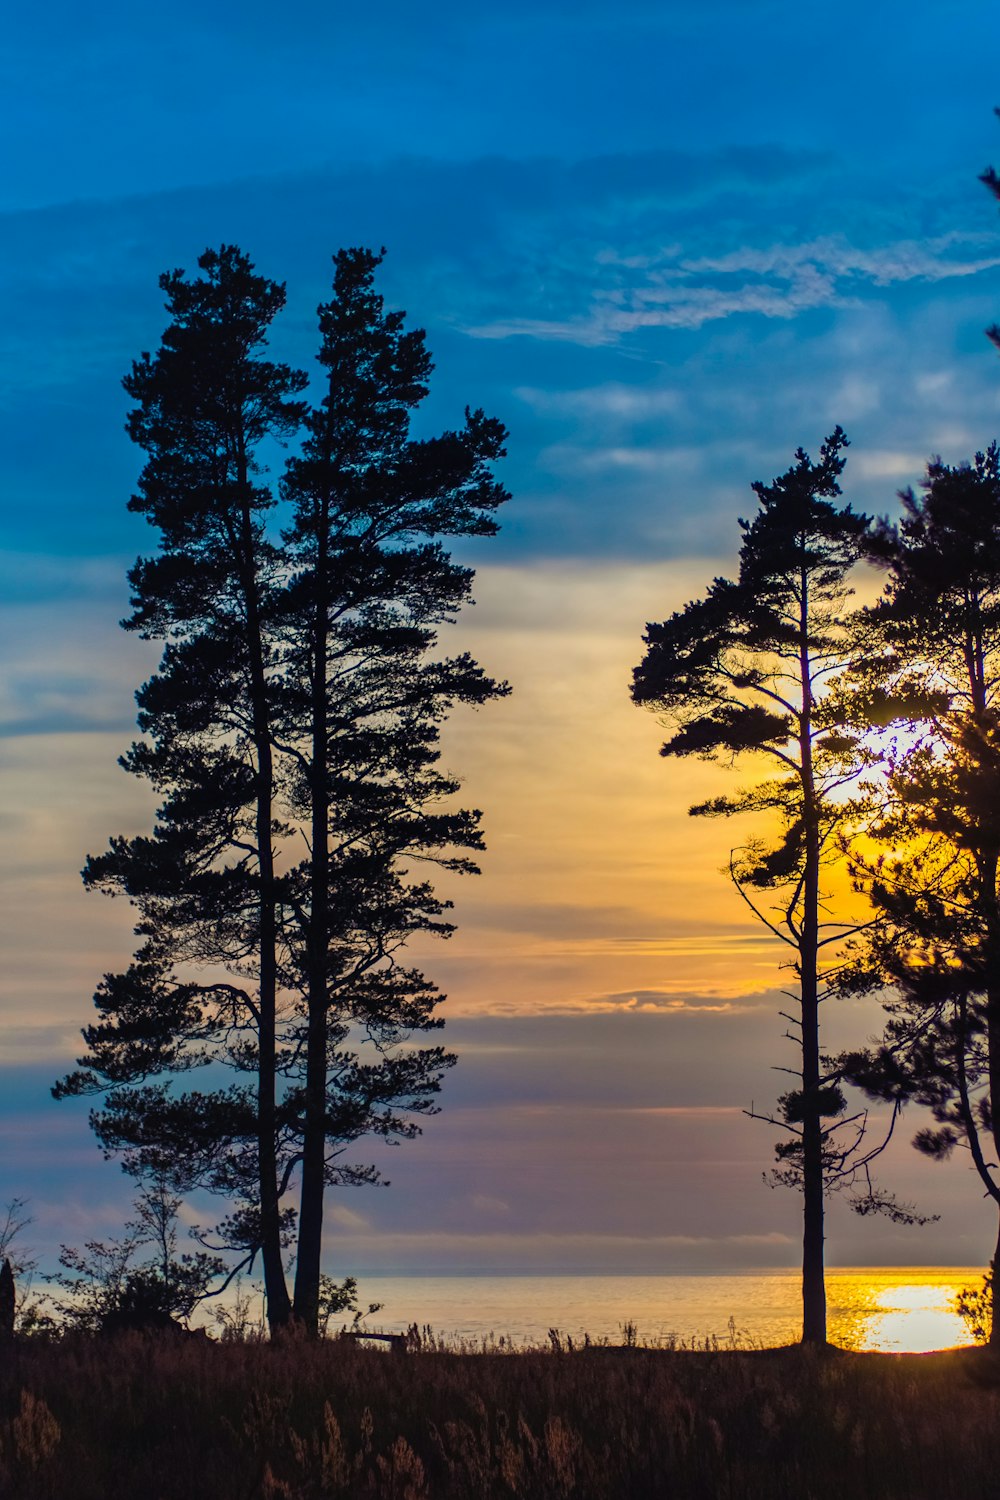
[
  {"left": 56, "top": 246, "right": 307, "bottom": 1327},
  {"left": 278, "top": 248, "right": 509, "bottom": 1331},
  {"left": 633, "top": 431, "right": 883, "bottom": 1345}
]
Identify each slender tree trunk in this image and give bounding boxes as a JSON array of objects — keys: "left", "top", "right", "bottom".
[
  {"left": 799, "top": 567, "right": 826, "bottom": 1346},
  {"left": 238, "top": 503, "right": 292, "bottom": 1333},
  {"left": 799, "top": 836, "right": 826, "bottom": 1346},
  {"left": 966, "top": 643, "right": 1000, "bottom": 1345},
  {"left": 954, "top": 992, "right": 1000, "bottom": 1344},
  {"left": 987, "top": 984, "right": 1000, "bottom": 1346},
  {"left": 978, "top": 820, "right": 1000, "bottom": 1347},
  {"left": 293, "top": 514, "right": 330, "bottom": 1334},
  {"left": 986, "top": 925, "right": 1000, "bottom": 1349}
]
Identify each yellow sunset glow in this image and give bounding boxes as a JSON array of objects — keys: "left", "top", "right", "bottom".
[{"left": 423, "top": 559, "right": 877, "bottom": 1015}]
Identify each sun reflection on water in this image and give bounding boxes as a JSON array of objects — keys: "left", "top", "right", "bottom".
[
  {"left": 338, "top": 1269, "right": 985, "bottom": 1353},
  {"left": 828, "top": 1270, "right": 977, "bottom": 1353}
]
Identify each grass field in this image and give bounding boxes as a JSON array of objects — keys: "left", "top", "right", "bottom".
[{"left": 0, "top": 1333, "right": 998, "bottom": 1498}]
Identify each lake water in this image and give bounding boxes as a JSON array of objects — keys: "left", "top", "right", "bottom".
[{"left": 353, "top": 1269, "right": 984, "bottom": 1353}]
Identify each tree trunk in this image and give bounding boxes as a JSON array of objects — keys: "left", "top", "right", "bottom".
[
  {"left": 986, "top": 973, "right": 1000, "bottom": 1349},
  {"left": 799, "top": 566, "right": 826, "bottom": 1346},
  {"left": 799, "top": 821, "right": 826, "bottom": 1346},
  {"left": 800, "top": 1047, "right": 826, "bottom": 1342},
  {"left": 254, "top": 730, "right": 293, "bottom": 1334},
  {"left": 238, "top": 503, "right": 292, "bottom": 1334},
  {"left": 981, "top": 832, "right": 1000, "bottom": 1348},
  {"left": 990, "top": 1214, "right": 1000, "bottom": 1348},
  {"left": 293, "top": 516, "right": 330, "bottom": 1335}
]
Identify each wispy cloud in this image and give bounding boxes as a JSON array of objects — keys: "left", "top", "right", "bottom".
[
  {"left": 852, "top": 449, "right": 935, "bottom": 481},
  {"left": 461, "top": 989, "right": 777, "bottom": 1017},
  {"left": 470, "top": 234, "right": 1000, "bottom": 344},
  {"left": 681, "top": 233, "right": 1000, "bottom": 287},
  {"left": 514, "top": 384, "right": 686, "bottom": 418},
  {"left": 546, "top": 991, "right": 757, "bottom": 1015},
  {"left": 313, "top": 1227, "right": 801, "bottom": 1276},
  {"left": 0, "top": 587, "right": 150, "bottom": 741}
]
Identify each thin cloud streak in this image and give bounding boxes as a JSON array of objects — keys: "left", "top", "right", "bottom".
[{"left": 468, "top": 234, "right": 1000, "bottom": 344}]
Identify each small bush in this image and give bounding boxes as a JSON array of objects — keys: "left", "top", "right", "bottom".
[{"left": 956, "top": 1269, "right": 992, "bottom": 1345}]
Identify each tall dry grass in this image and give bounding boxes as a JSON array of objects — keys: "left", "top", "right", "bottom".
[{"left": 0, "top": 1333, "right": 997, "bottom": 1498}]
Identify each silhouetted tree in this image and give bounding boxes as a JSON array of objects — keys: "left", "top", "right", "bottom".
[
  {"left": 633, "top": 431, "right": 893, "bottom": 1345},
  {"left": 55, "top": 246, "right": 307, "bottom": 1329},
  {"left": 838, "top": 448, "right": 1000, "bottom": 1344},
  {"left": 278, "top": 248, "right": 509, "bottom": 1331},
  {"left": 56, "top": 245, "right": 508, "bottom": 1337}
]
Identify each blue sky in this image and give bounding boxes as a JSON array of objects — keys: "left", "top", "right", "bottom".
[
  {"left": 4, "top": 0, "right": 997, "bottom": 212},
  {"left": 4, "top": 0, "right": 1000, "bottom": 1285}
]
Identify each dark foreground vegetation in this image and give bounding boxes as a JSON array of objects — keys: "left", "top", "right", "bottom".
[{"left": 0, "top": 1335, "right": 998, "bottom": 1499}]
